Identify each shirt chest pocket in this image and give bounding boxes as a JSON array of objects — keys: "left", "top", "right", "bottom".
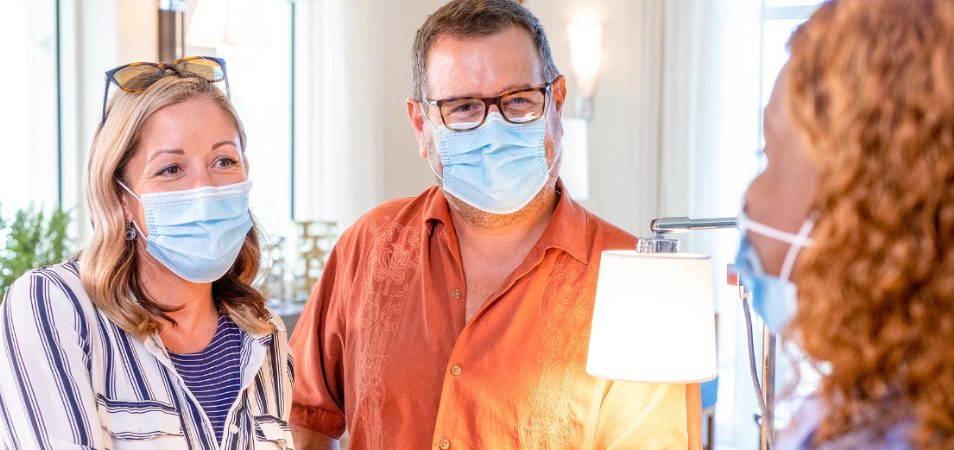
[
  {"left": 96, "top": 395, "right": 185, "bottom": 449},
  {"left": 254, "top": 415, "right": 296, "bottom": 449}
]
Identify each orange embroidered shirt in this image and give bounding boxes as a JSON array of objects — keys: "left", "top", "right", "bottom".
[{"left": 290, "top": 184, "right": 702, "bottom": 449}]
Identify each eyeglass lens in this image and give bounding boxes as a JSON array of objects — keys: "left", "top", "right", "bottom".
[
  {"left": 113, "top": 59, "right": 224, "bottom": 92},
  {"left": 440, "top": 88, "right": 546, "bottom": 130}
]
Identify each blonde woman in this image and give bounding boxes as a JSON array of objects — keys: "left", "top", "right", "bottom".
[
  {"left": 736, "top": 0, "right": 954, "bottom": 448},
  {"left": 0, "top": 57, "right": 295, "bottom": 449}
]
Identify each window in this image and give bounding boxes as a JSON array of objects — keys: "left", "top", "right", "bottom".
[
  {"left": 697, "top": 1, "right": 823, "bottom": 448},
  {"left": 2, "top": 0, "right": 311, "bottom": 246},
  {"left": 759, "top": 1, "right": 822, "bottom": 137},
  {"left": 186, "top": 0, "right": 300, "bottom": 234},
  {"left": 0, "top": 0, "right": 61, "bottom": 217}
]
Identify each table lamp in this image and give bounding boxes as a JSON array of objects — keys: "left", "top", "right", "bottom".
[
  {"left": 587, "top": 216, "right": 779, "bottom": 450},
  {"left": 587, "top": 251, "right": 717, "bottom": 383}
]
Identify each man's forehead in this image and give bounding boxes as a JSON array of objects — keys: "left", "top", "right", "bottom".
[{"left": 424, "top": 27, "right": 544, "bottom": 99}]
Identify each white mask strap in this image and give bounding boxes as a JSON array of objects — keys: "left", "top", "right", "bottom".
[
  {"left": 131, "top": 220, "right": 146, "bottom": 239},
  {"left": 426, "top": 154, "right": 444, "bottom": 183},
  {"left": 116, "top": 180, "right": 147, "bottom": 238},
  {"left": 779, "top": 217, "right": 815, "bottom": 280},
  {"left": 421, "top": 101, "right": 446, "bottom": 183},
  {"left": 420, "top": 102, "right": 440, "bottom": 133},
  {"left": 548, "top": 141, "right": 563, "bottom": 177},
  {"left": 116, "top": 180, "right": 142, "bottom": 202},
  {"left": 739, "top": 213, "right": 815, "bottom": 247}
]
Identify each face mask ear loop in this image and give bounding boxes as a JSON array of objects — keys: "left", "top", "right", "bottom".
[
  {"left": 419, "top": 102, "right": 447, "bottom": 184},
  {"left": 420, "top": 102, "right": 440, "bottom": 133},
  {"left": 116, "top": 180, "right": 147, "bottom": 239},
  {"left": 547, "top": 136, "right": 563, "bottom": 177},
  {"left": 116, "top": 180, "right": 142, "bottom": 202},
  {"left": 130, "top": 221, "right": 147, "bottom": 240},
  {"left": 538, "top": 90, "right": 566, "bottom": 182},
  {"left": 417, "top": 102, "right": 444, "bottom": 183},
  {"left": 544, "top": 88, "right": 554, "bottom": 122},
  {"left": 779, "top": 217, "right": 815, "bottom": 281},
  {"left": 740, "top": 213, "right": 807, "bottom": 244},
  {"left": 426, "top": 154, "right": 445, "bottom": 183}
]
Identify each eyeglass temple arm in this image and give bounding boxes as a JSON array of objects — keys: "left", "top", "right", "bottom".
[{"left": 100, "top": 75, "right": 111, "bottom": 124}]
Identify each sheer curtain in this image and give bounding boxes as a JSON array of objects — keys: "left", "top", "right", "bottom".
[
  {"left": 692, "top": 2, "right": 767, "bottom": 448},
  {"left": 292, "top": 0, "right": 388, "bottom": 227}
]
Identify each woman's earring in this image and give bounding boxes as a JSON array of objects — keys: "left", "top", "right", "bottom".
[{"left": 125, "top": 222, "right": 137, "bottom": 241}]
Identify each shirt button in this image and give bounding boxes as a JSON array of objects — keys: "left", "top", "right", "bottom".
[
  {"left": 450, "top": 288, "right": 462, "bottom": 300},
  {"left": 450, "top": 364, "right": 462, "bottom": 376},
  {"left": 439, "top": 439, "right": 451, "bottom": 449},
  {"left": 229, "top": 424, "right": 240, "bottom": 434}
]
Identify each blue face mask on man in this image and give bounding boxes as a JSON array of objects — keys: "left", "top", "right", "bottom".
[
  {"left": 734, "top": 212, "right": 815, "bottom": 334},
  {"left": 119, "top": 180, "right": 253, "bottom": 283},
  {"left": 426, "top": 111, "right": 560, "bottom": 215}
]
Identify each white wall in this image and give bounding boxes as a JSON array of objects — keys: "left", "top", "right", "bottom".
[
  {"left": 379, "top": 0, "right": 445, "bottom": 202},
  {"left": 530, "top": 0, "right": 656, "bottom": 235}
]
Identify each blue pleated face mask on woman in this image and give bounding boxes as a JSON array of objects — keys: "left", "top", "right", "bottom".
[
  {"left": 734, "top": 212, "right": 815, "bottom": 334},
  {"left": 118, "top": 180, "right": 253, "bottom": 283},
  {"left": 427, "top": 112, "right": 560, "bottom": 215}
]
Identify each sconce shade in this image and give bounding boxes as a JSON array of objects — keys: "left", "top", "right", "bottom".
[
  {"left": 587, "top": 251, "right": 718, "bottom": 383},
  {"left": 567, "top": 23, "right": 603, "bottom": 99}
]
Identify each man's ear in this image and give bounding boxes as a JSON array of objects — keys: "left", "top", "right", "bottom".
[
  {"left": 551, "top": 75, "right": 567, "bottom": 116},
  {"left": 406, "top": 98, "right": 429, "bottom": 159}
]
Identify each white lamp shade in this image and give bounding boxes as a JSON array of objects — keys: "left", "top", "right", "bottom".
[
  {"left": 587, "top": 251, "right": 717, "bottom": 383},
  {"left": 560, "top": 118, "right": 589, "bottom": 200}
]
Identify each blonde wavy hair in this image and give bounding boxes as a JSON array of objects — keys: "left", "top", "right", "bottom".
[
  {"left": 787, "top": 0, "right": 954, "bottom": 447},
  {"left": 81, "top": 75, "right": 271, "bottom": 337}
]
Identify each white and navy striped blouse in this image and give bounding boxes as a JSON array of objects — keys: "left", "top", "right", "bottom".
[
  {"left": 168, "top": 314, "right": 243, "bottom": 443},
  {"left": 0, "top": 260, "right": 297, "bottom": 449}
]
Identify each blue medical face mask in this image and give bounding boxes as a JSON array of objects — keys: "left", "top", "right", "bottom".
[
  {"left": 734, "top": 212, "right": 815, "bottom": 334},
  {"left": 426, "top": 111, "right": 559, "bottom": 214},
  {"left": 119, "top": 180, "right": 253, "bottom": 283}
]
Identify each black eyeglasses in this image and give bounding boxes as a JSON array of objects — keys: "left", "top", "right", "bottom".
[
  {"left": 100, "top": 56, "right": 230, "bottom": 124},
  {"left": 422, "top": 80, "right": 555, "bottom": 131}
]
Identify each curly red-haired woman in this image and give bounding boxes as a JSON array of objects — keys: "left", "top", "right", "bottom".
[{"left": 737, "top": 0, "right": 954, "bottom": 448}]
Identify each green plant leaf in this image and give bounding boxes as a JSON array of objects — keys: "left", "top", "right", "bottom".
[{"left": 0, "top": 204, "right": 73, "bottom": 294}]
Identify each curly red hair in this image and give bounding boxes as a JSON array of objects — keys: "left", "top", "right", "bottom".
[{"left": 786, "top": 0, "right": 954, "bottom": 447}]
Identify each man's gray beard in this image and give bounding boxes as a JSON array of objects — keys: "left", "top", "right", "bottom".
[{"left": 425, "top": 136, "right": 562, "bottom": 231}]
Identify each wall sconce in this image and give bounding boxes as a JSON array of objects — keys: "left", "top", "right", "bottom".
[
  {"left": 187, "top": 0, "right": 270, "bottom": 48},
  {"left": 567, "top": 22, "right": 603, "bottom": 119}
]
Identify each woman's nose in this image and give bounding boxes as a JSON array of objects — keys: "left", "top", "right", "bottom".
[{"left": 192, "top": 168, "right": 215, "bottom": 188}]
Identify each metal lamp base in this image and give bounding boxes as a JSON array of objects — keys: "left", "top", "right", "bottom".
[{"left": 635, "top": 235, "right": 680, "bottom": 253}]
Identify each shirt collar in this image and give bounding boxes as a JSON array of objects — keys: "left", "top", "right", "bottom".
[
  {"left": 141, "top": 313, "right": 280, "bottom": 366},
  {"left": 423, "top": 178, "right": 590, "bottom": 264}
]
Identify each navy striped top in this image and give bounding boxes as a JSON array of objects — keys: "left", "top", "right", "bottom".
[{"left": 168, "top": 313, "right": 243, "bottom": 443}]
